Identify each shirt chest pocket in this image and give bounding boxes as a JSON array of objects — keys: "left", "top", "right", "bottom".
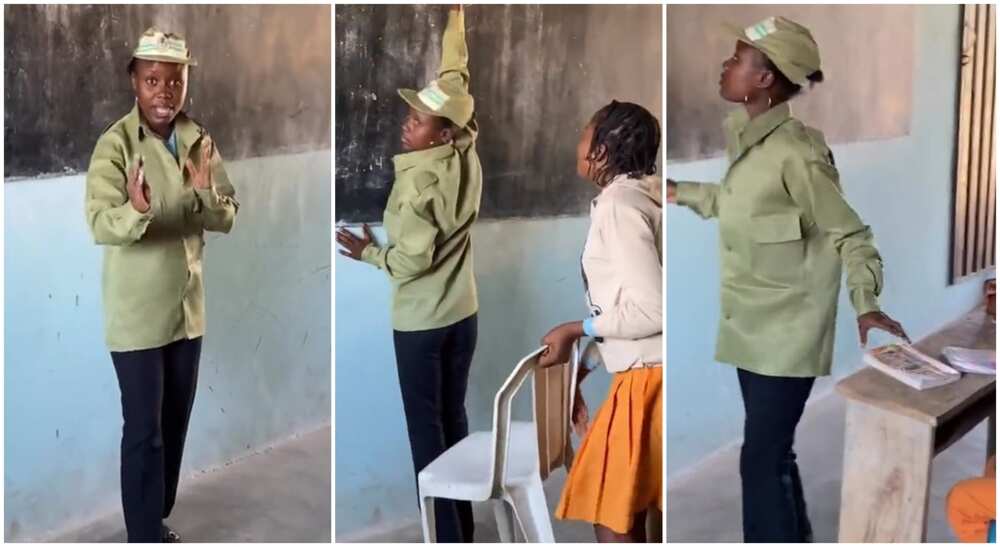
[{"left": 749, "top": 212, "right": 805, "bottom": 288}]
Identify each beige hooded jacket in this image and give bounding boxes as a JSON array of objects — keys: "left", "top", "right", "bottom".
[{"left": 583, "top": 174, "right": 663, "bottom": 373}]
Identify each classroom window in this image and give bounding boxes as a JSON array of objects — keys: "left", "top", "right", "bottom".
[{"left": 952, "top": 4, "right": 997, "bottom": 283}]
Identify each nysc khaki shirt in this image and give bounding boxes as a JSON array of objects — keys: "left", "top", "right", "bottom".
[
  {"left": 362, "top": 9, "right": 483, "bottom": 332},
  {"left": 676, "top": 102, "right": 883, "bottom": 377},
  {"left": 85, "top": 105, "right": 238, "bottom": 351}
]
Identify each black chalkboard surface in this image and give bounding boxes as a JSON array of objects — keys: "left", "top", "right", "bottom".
[
  {"left": 335, "top": 4, "right": 662, "bottom": 223},
  {"left": 4, "top": 4, "right": 330, "bottom": 179}
]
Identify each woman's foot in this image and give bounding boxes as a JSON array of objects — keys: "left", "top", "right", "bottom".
[{"left": 161, "top": 524, "right": 181, "bottom": 543}]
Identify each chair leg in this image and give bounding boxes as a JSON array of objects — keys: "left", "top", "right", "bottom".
[
  {"left": 508, "top": 481, "right": 555, "bottom": 543},
  {"left": 419, "top": 495, "right": 436, "bottom": 543},
  {"left": 493, "top": 499, "right": 516, "bottom": 542}
]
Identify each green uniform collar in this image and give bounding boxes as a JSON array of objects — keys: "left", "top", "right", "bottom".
[
  {"left": 124, "top": 104, "right": 205, "bottom": 162},
  {"left": 392, "top": 143, "right": 455, "bottom": 172},
  {"left": 725, "top": 101, "right": 792, "bottom": 161}
]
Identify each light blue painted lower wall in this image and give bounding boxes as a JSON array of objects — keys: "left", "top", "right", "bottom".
[
  {"left": 334, "top": 216, "right": 614, "bottom": 537},
  {"left": 666, "top": 5, "right": 991, "bottom": 477},
  {"left": 4, "top": 150, "right": 332, "bottom": 540}
]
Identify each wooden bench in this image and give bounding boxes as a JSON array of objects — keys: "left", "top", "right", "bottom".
[{"left": 836, "top": 307, "right": 996, "bottom": 542}]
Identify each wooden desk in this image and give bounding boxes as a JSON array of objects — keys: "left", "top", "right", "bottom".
[{"left": 836, "top": 307, "right": 996, "bottom": 542}]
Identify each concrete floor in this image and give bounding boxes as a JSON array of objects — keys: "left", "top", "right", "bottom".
[
  {"left": 345, "top": 467, "right": 664, "bottom": 543},
  {"left": 347, "top": 468, "right": 595, "bottom": 542},
  {"left": 53, "top": 426, "right": 331, "bottom": 543},
  {"left": 666, "top": 392, "right": 992, "bottom": 542}
]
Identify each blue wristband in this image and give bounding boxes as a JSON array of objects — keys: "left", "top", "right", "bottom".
[{"left": 582, "top": 318, "right": 597, "bottom": 337}]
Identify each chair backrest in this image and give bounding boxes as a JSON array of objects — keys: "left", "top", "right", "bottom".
[
  {"left": 532, "top": 341, "right": 580, "bottom": 480},
  {"left": 487, "top": 343, "right": 580, "bottom": 497}
]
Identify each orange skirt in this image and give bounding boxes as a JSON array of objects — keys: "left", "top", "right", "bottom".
[
  {"left": 555, "top": 366, "right": 663, "bottom": 534},
  {"left": 946, "top": 456, "right": 996, "bottom": 542}
]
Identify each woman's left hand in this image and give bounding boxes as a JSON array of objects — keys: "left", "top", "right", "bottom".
[
  {"left": 857, "top": 311, "right": 910, "bottom": 347},
  {"left": 186, "top": 136, "right": 214, "bottom": 190},
  {"left": 539, "top": 321, "right": 584, "bottom": 367},
  {"left": 337, "top": 224, "right": 375, "bottom": 261}
]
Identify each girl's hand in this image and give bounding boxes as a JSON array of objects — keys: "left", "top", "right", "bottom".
[
  {"left": 666, "top": 179, "right": 678, "bottom": 204},
  {"left": 127, "top": 156, "right": 151, "bottom": 213},
  {"left": 857, "top": 311, "right": 910, "bottom": 347},
  {"left": 337, "top": 224, "right": 375, "bottom": 261},
  {"left": 540, "top": 321, "right": 584, "bottom": 367},
  {"left": 186, "top": 136, "right": 215, "bottom": 190}
]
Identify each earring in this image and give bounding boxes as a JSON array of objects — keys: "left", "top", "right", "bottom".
[
  {"left": 743, "top": 95, "right": 750, "bottom": 104},
  {"left": 767, "top": 95, "right": 772, "bottom": 109}
]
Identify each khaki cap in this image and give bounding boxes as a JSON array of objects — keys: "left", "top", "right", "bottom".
[
  {"left": 398, "top": 78, "right": 474, "bottom": 128},
  {"left": 724, "top": 16, "right": 820, "bottom": 85},
  {"left": 132, "top": 27, "right": 197, "bottom": 66}
]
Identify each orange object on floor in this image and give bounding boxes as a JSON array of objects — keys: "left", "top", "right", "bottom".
[
  {"left": 555, "top": 365, "right": 663, "bottom": 534},
  {"left": 947, "top": 455, "right": 996, "bottom": 542}
]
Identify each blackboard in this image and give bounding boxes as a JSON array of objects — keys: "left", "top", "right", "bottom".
[
  {"left": 4, "top": 4, "right": 331, "bottom": 179},
  {"left": 335, "top": 4, "right": 662, "bottom": 222},
  {"left": 667, "top": 5, "right": 915, "bottom": 161}
]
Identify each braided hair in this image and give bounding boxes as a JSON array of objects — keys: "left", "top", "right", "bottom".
[{"left": 585, "top": 100, "right": 661, "bottom": 188}]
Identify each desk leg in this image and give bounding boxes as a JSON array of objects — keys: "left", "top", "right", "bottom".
[{"left": 838, "top": 401, "right": 934, "bottom": 542}]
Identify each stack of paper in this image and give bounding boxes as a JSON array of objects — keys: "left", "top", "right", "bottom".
[{"left": 942, "top": 346, "right": 996, "bottom": 375}]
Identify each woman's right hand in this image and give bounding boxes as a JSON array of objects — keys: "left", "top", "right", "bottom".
[
  {"left": 857, "top": 311, "right": 910, "bottom": 347},
  {"left": 666, "top": 179, "right": 678, "bottom": 204},
  {"left": 127, "top": 156, "right": 151, "bottom": 213}
]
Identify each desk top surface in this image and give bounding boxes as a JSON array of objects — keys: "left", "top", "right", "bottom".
[{"left": 836, "top": 307, "right": 996, "bottom": 425}]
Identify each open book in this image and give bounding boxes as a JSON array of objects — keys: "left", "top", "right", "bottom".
[{"left": 863, "top": 343, "right": 962, "bottom": 390}]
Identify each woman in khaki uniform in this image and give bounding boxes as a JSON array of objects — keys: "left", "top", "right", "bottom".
[
  {"left": 85, "top": 28, "right": 237, "bottom": 542},
  {"left": 337, "top": 5, "right": 482, "bottom": 542},
  {"left": 667, "top": 17, "right": 908, "bottom": 542}
]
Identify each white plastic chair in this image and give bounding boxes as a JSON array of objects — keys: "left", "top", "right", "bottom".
[{"left": 417, "top": 342, "right": 580, "bottom": 542}]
